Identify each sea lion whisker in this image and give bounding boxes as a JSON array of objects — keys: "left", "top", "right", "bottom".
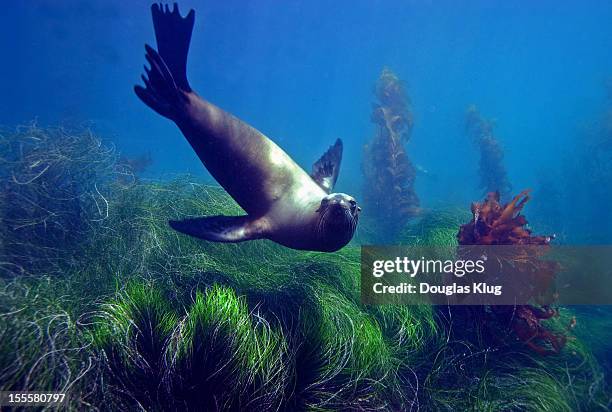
[
  {"left": 319, "top": 206, "right": 332, "bottom": 236},
  {"left": 344, "top": 209, "right": 356, "bottom": 232},
  {"left": 315, "top": 208, "right": 325, "bottom": 237}
]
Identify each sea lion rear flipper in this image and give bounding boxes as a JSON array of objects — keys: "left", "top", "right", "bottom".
[
  {"left": 311, "top": 139, "right": 343, "bottom": 193},
  {"left": 169, "top": 215, "right": 267, "bottom": 243},
  {"left": 134, "top": 4, "right": 195, "bottom": 119}
]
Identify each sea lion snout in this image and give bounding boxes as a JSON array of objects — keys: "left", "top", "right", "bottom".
[
  {"left": 315, "top": 193, "right": 359, "bottom": 251},
  {"left": 321, "top": 193, "right": 361, "bottom": 217}
]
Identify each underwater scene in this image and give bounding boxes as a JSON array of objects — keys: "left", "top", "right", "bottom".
[{"left": 1, "top": 0, "right": 612, "bottom": 410}]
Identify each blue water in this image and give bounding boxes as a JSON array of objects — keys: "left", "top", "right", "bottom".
[
  {"left": 1, "top": 0, "right": 612, "bottom": 240},
  {"left": 1, "top": 2, "right": 612, "bottom": 401}
]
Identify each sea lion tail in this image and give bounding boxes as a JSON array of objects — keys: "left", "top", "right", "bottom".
[{"left": 134, "top": 3, "right": 195, "bottom": 119}]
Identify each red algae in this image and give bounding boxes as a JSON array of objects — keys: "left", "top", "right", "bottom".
[{"left": 458, "top": 190, "right": 572, "bottom": 355}]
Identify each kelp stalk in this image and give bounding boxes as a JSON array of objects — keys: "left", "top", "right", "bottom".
[
  {"left": 465, "top": 105, "right": 512, "bottom": 198},
  {"left": 363, "top": 68, "right": 419, "bottom": 241}
]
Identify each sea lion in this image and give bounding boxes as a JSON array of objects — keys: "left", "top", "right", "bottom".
[{"left": 134, "top": 3, "right": 360, "bottom": 252}]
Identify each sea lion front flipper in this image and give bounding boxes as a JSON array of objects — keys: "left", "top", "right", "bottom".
[
  {"left": 311, "top": 139, "right": 343, "bottom": 193},
  {"left": 169, "top": 215, "right": 268, "bottom": 243}
]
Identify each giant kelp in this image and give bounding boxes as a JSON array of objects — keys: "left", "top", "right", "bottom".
[
  {"left": 465, "top": 105, "right": 512, "bottom": 199},
  {"left": 0, "top": 126, "right": 608, "bottom": 410},
  {"left": 362, "top": 68, "right": 419, "bottom": 242}
]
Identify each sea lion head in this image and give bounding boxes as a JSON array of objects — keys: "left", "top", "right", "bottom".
[{"left": 316, "top": 193, "right": 360, "bottom": 251}]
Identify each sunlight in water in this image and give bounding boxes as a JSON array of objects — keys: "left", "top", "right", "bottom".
[{"left": 268, "top": 144, "right": 290, "bottom": 168}]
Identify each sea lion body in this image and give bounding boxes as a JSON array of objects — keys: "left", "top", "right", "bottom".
[
  {"left": 135, "top": 4, "right": 359, "bottom": 252},
  {"left": 177, "top": 93, "right": 325, "bottom": 217}
]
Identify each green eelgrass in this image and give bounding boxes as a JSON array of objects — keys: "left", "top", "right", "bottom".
[
  {"left": 398, "top": 207, "right": 471, "bottom": 246},
  {"left": 0, "top": 125, "right": 120, "bottom": 279},
  {"left": 92, "top": 281, "right": 177, "bottom": 409},
  {"left": 420, "top": 306, "right": 608, "bottom": 411},
  {"left": 168, "top": 285, "right": 289, "bottom": 411},
  {"left": 295, "top": 284, "right": 405, "bottom": 410},
  {"left": 0, "top": 274, "right": 101, "bottom": 409},
  {"left": 1, "top": 126, "right": 610, "bottom": 411},
  {"left": 93, "top": 282, "right": 289, "bottom": 411}
]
